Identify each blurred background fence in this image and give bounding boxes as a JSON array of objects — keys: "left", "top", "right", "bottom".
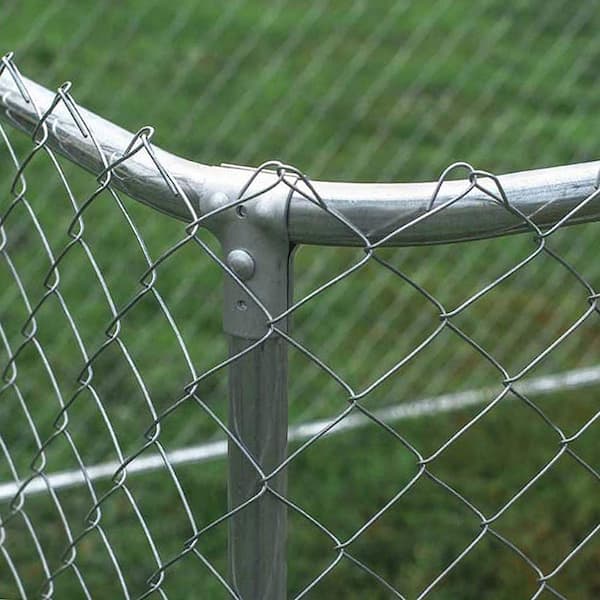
[{"left": 1, "top": 1, "right": 599, "bottom": 598}]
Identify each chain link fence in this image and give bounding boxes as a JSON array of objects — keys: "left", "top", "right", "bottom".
[
  {"left": 1, "top": 1, "right": 600, "bottom": 598},
  {"left": 3, "top": 0, "right": 600, "bottom": 437},
  {"left": 1, "top": 53, "right": 599, "bottom": 599}
]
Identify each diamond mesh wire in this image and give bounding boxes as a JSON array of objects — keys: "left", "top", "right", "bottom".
[
  {"left": 0, "top": 58, "right": 230, "bottom": 598},
  {"left": 1, "top": 53, "right": 599, "bottom": 599},
  {"left": 4, "top": 0, "right": 600, "bottom": 440}
]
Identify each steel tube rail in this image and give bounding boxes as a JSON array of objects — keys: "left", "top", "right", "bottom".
[{"left": 1, "top": 71, "right": 599, "bottom": 247}]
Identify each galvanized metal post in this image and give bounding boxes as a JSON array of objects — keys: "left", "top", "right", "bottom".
[
  {"left": 227, "top": 335, "right": 288, "bottom": 599},
  {"left": 218, "top": 189, "right": 292, "bottom": 600}
]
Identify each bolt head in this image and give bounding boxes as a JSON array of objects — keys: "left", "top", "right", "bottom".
[{"left": 227, "top": 249, "right": 255, "bottom": 281}]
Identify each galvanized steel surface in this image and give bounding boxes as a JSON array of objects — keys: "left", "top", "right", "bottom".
[
  {"left": 0, "top": 52, "right": 598, "bottom": 600},
  {"left": 1, "top": 66, "right": 599, "bottom": 248}
]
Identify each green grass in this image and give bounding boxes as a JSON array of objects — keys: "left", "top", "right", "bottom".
[{"left": 0, "top": 0, "right": 599, "bottom": 598}]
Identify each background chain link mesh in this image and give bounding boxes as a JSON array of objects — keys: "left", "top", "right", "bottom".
[{"left": 1, "top": 1, "right": 599, "bottom": 598}]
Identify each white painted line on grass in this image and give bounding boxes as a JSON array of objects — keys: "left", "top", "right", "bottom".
[{"left": 1, "top": 365, "right": 598, "bottom": 501}]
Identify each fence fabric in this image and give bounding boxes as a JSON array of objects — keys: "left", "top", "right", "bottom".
[
  {"left": 3, "top": 0, "right": 600, "bottom": 441},
  {"left": 0, "top": 51, "right": 599, "bottom": 599}
]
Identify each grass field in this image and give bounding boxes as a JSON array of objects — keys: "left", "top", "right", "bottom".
[{"left": 1, "top": 0, "right": 599, "bottom": 598}]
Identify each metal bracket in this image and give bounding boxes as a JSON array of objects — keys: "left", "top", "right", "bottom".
[{"left": 207, "top": 185, "right": 293, "bottom": 340}]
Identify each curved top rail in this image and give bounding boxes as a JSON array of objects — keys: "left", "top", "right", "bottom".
[{"left": 1, "top": 62, "right": 599, "bottom": 247}]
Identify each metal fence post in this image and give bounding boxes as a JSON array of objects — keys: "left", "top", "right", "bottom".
[{"left": 218, "top": 191, "right": 293, "bottom": 600}]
